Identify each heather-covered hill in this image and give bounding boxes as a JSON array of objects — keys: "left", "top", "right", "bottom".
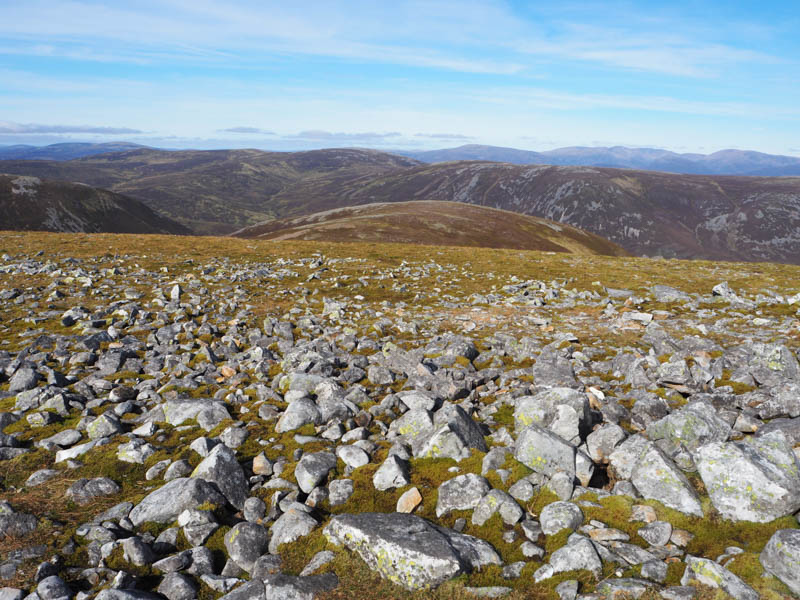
[
  {"left": 0, "top": 174, "right": 189, "bottom": 235},
  {"left": 233, "top": 200, "right": 629, "bottom": 256}
]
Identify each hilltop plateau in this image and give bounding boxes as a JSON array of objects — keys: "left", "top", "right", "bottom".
[
  {"left": 0, "top": 232, "right": 799, "bottom": 599},
  {"left": 232, "top": 200, "right": 629, "bottom": 256}
]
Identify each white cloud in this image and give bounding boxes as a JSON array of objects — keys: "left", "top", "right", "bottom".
[
  {"left": 0, "top": 121, "right": 142, "bottom": 134},
  {"left": 217, "top": 127, "right": 275, "bottom": 135}
]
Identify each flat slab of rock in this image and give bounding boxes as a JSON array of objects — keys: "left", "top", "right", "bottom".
[
  {"left": 129, "top": 478, "right": 226, "bottom": 526},
  {"left": 324, "top": 512, "right": 501, "bottom": 590}
]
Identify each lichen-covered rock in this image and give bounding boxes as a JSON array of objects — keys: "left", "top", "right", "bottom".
[
  {"left": 681, "top": 556, "right": 758, "bottom": 600},
  {"left": 759, "top": 529, "right": 800, "bottom": 596},
  {"left": 372, "top": 455, "right": 410, "bottom": 491},
  {"left": 536, "top": 537, "right": 601, "bottom": 581},
  {"left": 65, "top": 477, "right": 120, "bottom": 505},
  {"left": 324, "top": 512, "right": 501, "bottom": 590},
  {"left": 411, "top": 404, "right": 487, "bottom": 461},
  {"left": 539, "top": 501, "right": 584, "bottom": 536},
  {"left": 275, "top": 397, "right": 323, "bottom": 433},
  {"left": 647, "top": 400, "right": 731, "bottom": 454},
  {"left": 514, "top": 423, "right": 576, "bottom": 479},
  {"left": 435, "top": 474, "right": 491, "bottom": 518},
  {"left": 694, "top": 431, "right": 800, "bottom": 522},
  {"left": 224, "top": 522, "right": 269, "bottom": 573},
  {"left": 162, "top": 399, "right": 231, "bottom": 431},
  {"left": 631, "top": 447, "right": 703, "bottom": 517}
]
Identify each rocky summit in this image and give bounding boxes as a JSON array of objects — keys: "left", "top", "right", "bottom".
[{"left": 0, "top": 231, "right": 799, "bottom": 600}]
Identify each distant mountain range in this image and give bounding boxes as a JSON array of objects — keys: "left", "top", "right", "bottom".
[
  {"left": 0, "top": 142, "right": 150, "bottom": 161},
  {"left": 0, "top": 174, "right": 188, "bottom": 235},
  {"left": 397, "top": 144, "right": 800, "bottom": 176},
  {"left": 2, "top": 148, "right": 800, "bottom": 263},
  {"left": 232, "top": 200, "right": 629, "bottom": 256},
  {"left": 3, "top": 141, "right": 800, "bottom": 176}
]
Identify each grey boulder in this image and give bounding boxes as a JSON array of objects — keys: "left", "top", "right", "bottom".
[
  {"left": 514, "top": 423, "right": 576, "bottom": 479},
  {"left": 681, "top": 556, "right": 758, "bottom": 600},
  {"left": 539, "top": 501, "right": 584, "bottom": 536},
  {"left": 191, "top": 444, "right": 249, "bottom": 510},
  {"left": 129, "top": 478, "right": 226, "bottom": 526},
  {"left": 760, "top": 529, "right": 800, "bottom": 596},
  {"left": 694, "top": 431, "right": 800, "bottom": 522},
  {"left": 224, "top": 522, "right": 269, "bottom": 573},
  {"left": 269, "top": 504, "right": 319, "bottom": 554},
  {"left": 631, "top": 447, "right": 703, "bottom": 517},
  {"left": 294, "top": 452, "right": 337, "bottom": 494},
  {"left": 324, "top": 512, "right": 501, "bottom": 590},
  {"left": 435, "top": 474, "right": 491, "bottom": 518}
]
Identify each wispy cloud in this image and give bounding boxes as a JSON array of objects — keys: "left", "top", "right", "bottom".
[
  {"left": 414, "top": 133, "right": 474, "bottom": 140},
  {"left": 0, "top": 121, "right": 142, "bottom": 134},
  {"left": 217, "top": 127, "right": 275, "bottom": 135},
  {"left": 287, "top": 130, "right": 403, "bottom": 143}
]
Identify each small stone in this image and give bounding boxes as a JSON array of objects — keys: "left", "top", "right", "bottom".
[{"left": 396, "top": 487, "right": 422, "bottom": 513}]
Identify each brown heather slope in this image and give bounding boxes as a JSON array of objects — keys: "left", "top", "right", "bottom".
[
  {"left": 232, "top": 200, "right": 630, "bottom": 256},
  {"left": 0, "top": 174, "right": 189, "bottom": 235},
  {"left": 268, "top": 160, "right": 800, "bottom": 263},
  {"left": 0, "top": 148, "right": 419, "bottom": 235},
  {"left": 3, "top": 149, "right": 800, "bottom": 263}
]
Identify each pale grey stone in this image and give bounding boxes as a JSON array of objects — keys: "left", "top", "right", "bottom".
[
  {"left": 129, "top": 478, "right": 226, "bottom": 526},
  {"left": 681, "top": 556, "right": 758, "bottom": 600},
  {"left": 759, "top": 529, "right": 800, "bottom": 596},
  {"left": 539, "top": 501, "right": 584, "bottom": 536},
  {"left": 514, "top": 423, "right": 576, "bottom": 479},
  {"left": 372, "top": 455, "right": 410, "bottom": 491},
  {"left": 631, "top": 447, "right": 702, "bottom": 517},
  {"left": 694, "top": 431, "right": 800, "bottom": 522},
  {"left": 269, "top": 504, "right": 318, "bottom": 554},
  {"left": 295, "top": 451, "right": 337, "bottom": 494},
  {"left": 224, "top": 522, "right": 269, "bottom": 573},
  {"left": 324, "top": 512, "right": 501, "bottom": 590},
  {"left": 436, "top": 474, "right": 491, "bottom": 518},
  {"left": 191, "top": 444, "right": 249, "bottom": 510}
]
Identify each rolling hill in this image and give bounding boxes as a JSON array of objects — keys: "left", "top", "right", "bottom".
[
  {"left": 0, "top": 174, "right": 189, "bottom": 235},
  {"left": 2, "top": 149, "right": 800, "bottom": 263},
  {"left": 399, "top": 144, "right": 800, "bottom": 176},
  {"left": 232, "top": 200, "right": 629, "bottom": 256},
  {"left": 0, "top": 148, "right": 419, "bottom": 234}
]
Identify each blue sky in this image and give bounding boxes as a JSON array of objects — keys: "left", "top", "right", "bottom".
[{"left": 0, "top": 0, "right": 798, "bottom": 154}]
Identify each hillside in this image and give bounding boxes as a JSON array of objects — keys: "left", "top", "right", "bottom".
[
  {"left": 233, "top": 200, "right": 629, "bottom": 256},
  {"left": 0, "top": 174, "right": 189, "bottom": 235},
  {"left": 1, "top": 231, "right": 800, "bottom": 600},
  {"left": 0, "top": 148, "right": 419, "bottom": 235},
  {"left": 400, "top": 144, "right": 800, "bottom": 176},
  {"left": 2, "top": 149, "right": 800, "bottom": 262},
  {"left": 267, "top": 161, "right": 800, "bottom": 263}
]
